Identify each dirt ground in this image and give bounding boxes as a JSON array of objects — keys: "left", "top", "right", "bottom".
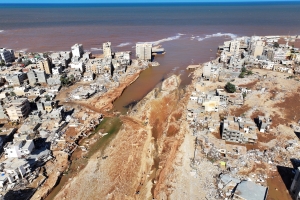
[
  {"left": 31, "top": 151, "right": 69, "bottom": 200},
  {"left": 45, "top": 65, "right": 300, "bottom": 200},
  {"left": 56, "top": 69, "right": 142, "bottom": 116},
  {"left": 51, "top": 75, "right": 193, "bottom": 200}
]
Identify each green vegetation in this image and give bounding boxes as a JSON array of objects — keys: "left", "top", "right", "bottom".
[
  {"left": 60, "top": 76, "right": 70, "bottom": 86},
  {"left": 239, "top": 66, "right": 253, "bottom": 78},
  {"left": 287, "top": 75, "right": 296, "bottom": 79},
  {"left": 241, "top": 66, "right": 247, "bottom": 73},
  {"left": 246, "top": 70, "right": 253, "bottom": 75},
  {"left": 23, "top": 60, "right": 32, "bottom": 67},
  {"left": 10, "top": 91, "right": 16, "bottom": 96},
  {"left": 239, "top": 72, "right": 245, "bottom": 78},
  {"left": 69, "top": 74, "right": 75, "bottom": 84},
  {"left": 225, "top": 82, "right": 236, "bottom": 93},
  {"left": 0, "top": 60, "right": 5, "bottom": 66},
  {"left": 45, "top": 94, "right": 51, "bottom": 101}
]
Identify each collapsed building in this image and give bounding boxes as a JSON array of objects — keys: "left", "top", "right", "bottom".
[{"left": 221, "top": 116, "right": 258, "bottom": 144}]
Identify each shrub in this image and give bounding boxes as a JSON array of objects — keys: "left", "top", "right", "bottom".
[
  {"left": 241, "top": 66, "right": 247, "bottom": 73},
  {"left": 246, "top": 70, "right": 253, "bottom": 75},
  {"left": 225, "top": 82, "right": 236, "bottom": 93},
  {"left": 239, "top": 72, "right": 245, "bottom": 78}
]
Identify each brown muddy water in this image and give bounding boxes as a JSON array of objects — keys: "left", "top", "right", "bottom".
[{"left": 113, "top": 37, "right": 224, "bottom": 113}]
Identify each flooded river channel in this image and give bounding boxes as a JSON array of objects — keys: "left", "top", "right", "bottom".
[{"left": 46, "top": 36, "right": 226, "bottom": 199}]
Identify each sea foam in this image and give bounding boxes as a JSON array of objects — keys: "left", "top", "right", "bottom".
[
  {"left": 18, "top": 49, "right": 28, "bottom": 52},
  {"left": 0, "top": 30, "right": 3, "bottom": 33},
  {"left": 197, "top": 32, "right": 237, "bottom": 41},
  {"left": 116, "top": 42, "right": 132, "bottom": 47},
  {"left": 90, "top": 47, "right": 102, "bottom": 51},
  {"left": 147, "top": 33, "right": 182, "bottom": 45}
]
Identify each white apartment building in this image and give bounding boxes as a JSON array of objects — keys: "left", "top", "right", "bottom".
[
  {"left": 136, "top": 43, "right": 152, "bottom": 61},
  {"left": 71, "top": 43, "right": 84, "bottom": 58},
  {"left": 3, "top": 140, "right": 34, "bottom": 158},
  {"left": 52, "top": 66, "right": 63, "bottom": 75}
]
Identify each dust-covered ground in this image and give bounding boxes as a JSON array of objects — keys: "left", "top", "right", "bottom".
[
  {"left": 49, "top": 66, "right": 300, "bottom": 200},
  {"left": 52, "top": 75, "right": 194, "bottom": 200}
]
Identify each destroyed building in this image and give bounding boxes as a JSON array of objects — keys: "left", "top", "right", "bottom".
[{"left": 221, "top": 116, "right": 258, "bottom": 144}]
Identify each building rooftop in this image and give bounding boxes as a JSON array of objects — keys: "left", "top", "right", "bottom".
[{"left": 234, "top": 180, "right": 268, "bottom": 200}]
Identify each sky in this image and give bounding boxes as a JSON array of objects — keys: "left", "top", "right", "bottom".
[{"left": 1, "top": 0, "right": 300, "bottom": 3}]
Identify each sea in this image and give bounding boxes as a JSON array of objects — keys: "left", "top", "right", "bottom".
[{"left": 1, "top": 2, "right": 300, "bottom": 111}]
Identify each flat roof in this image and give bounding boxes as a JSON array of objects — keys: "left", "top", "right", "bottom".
[{"left": 235, "top": 180, "right": 267, "bottom": 200}]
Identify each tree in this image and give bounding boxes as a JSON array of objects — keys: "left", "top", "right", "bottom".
[
  {"left": 60, "top": 76, "right": 70, "bottom": 86},
  {"left": 239, "top": 72, "right": 245, "bottom": 78},
  {"left": 241, "top": 66, "right": 247, "bottom": 73},
  {"left": 69, "top": 74, "right": 75, "bottom": 83},
  {"left": 24, "top": 60, "right": 32, "bottom": 66},
  {"left": 225, "top": 82, "right": 236, "bottom": 93},
  {"left": 273, "top": 42, "right": 279, "bottom": 48},
  {"left": 45, "top": 94, "right": 51, "bottom": 101},
  {"left": 0, "top": 59, "right": 5, "bottom": 66},
  {"left": 246, "top": 70, "right": 253, "bottom": 75}
]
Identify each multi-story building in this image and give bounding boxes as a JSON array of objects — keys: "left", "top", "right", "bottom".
[
  {"left": 0, "top": 102, "right": 8, "bottom": 120},
  {"left": 36, "top": 98, "right": 54, "bottom": 112},
  {"left": 50, "top": 51, "right": 71, "bottom": 68},
  {"left": 83, "top": 72, "right": 94, "bottom": 82},
  {"left": 47, "top": 75, "right": 62, "bottom": 85},
  {"left": 37, "top": 58, "right": 52, "bottom": 74},
  {"left": 251, "top": 40, "right": 265, "bottom": 58},
  {"left": 3, "top": 139, "right": 34, "bottom": 158},
  {"left": 273, "top": 48, "right": 290, "bottom": 61},
  {"left": 86, "top": 58, "right": 112, "bottom": 76},
  {"left": 27, "top": 70, "right": 47, "bottom": 86},
  {"left": 71, "top": 43, "right": 84, "bottom": 58},
  {"left": 6, "top": 98, "right": 31, "bottom": 121},
  {"left": 136, "top": 43, "right": 152, "bottom": 61},
  {"left": 221, "top": 116, "right": 258, "bottom": 144},
  {"left": 103, "top": 42, "right": 112, "bottom": 58},
  {"left": 290, "top": 167, "right": 300, "bottom": 200},
  {"left": 52, "top": 66, "right": 63, "bottom": 75},
  {"left": 5, "top": 73, "right": 27, "bottom": 86},
  {"left": 0, "top": 48, "right": 15, "bottom": 63},
  {"left": 230, "top": 40, "right": 240, "bottom": 54}
]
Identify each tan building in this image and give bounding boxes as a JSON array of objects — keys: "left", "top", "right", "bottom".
[
  {"left": 251, "top": 40, "right": 264, "bottom": 58},
  {"left": 6, "top": 98, "right": 31, "bottom": 121},
  {"left": 38, "top": 58, "right": 52, "bottom": 74},
  {"left": 103, "top": 42, "right": 112, "bottom": 58}
]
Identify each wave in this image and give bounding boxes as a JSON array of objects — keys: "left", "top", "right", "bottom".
[
  {"left": 18, "top": 49, "right": 28, "bottom": 52},
  {"left": 147, "top": 33, "right": 182, "bottom": 45},
  {"left": 172, "top": 66, "right": 179, "bottom": 71},
  {"left": 90, "top": 47, "right": 102, "bottom": 51},
  {"left": 197, "top": 32, "right": 237, "bottom": 41},
  {"left": 0, "top": 30, "right": 3, "bottom": 33},
  {"left": 116, "top": 42, "right": 132, "bottom": 47}
]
